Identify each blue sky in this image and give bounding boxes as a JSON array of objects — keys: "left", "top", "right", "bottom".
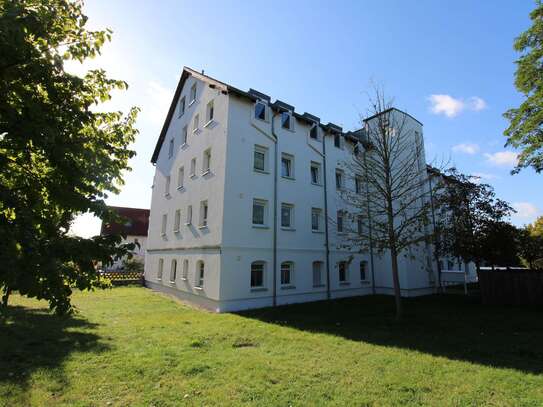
[{"left": 70, "top": 0, "right": 542, "bottom": 236}]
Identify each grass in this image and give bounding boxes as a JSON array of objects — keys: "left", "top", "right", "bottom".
[{"left": 1, "top": 287, "right": 542, "bottom": 406}]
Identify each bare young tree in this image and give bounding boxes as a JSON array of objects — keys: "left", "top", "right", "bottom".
[{"left": 338, "top": 88, "right": 440, "bottom": 319}]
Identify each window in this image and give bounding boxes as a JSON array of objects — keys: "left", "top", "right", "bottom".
[
  {"left": 161, "top": 214, "right": 167, "bottom": 236},
  {"left": 202, "top": 149, "right": 211, "bottom": 174},
  {"left": 199, "top": 200, "right": 208, "bottom": 227},
  {"left": 254, "top": 145, "right": 267, "bottom": 172},
  {"left": 280, "top": 262, "right": 293, "bottom": 285},
  {"left": 355, "top": 176, "right": 363, "bottom": 194},
  {"left": 255, "top": 102, "right": 266, "bottom": 120},
  {"left": 250, "top": 261, "right": 265, "bottom": 288},
  {"left": 181, "top": 125, "right": 188, "bottom": 145},
  {"left": 354, "top": 144, "right": 360, "bottom": 156},
  {"left": 186, "top": 205, "right": 192, "bottom": 225},
  {"left": 177, "top": 166, "right": 184, "bottom": 189},
  {"left": 252, "top": 199, "right": 267, "bottom": 226},
  {"left": 168, "top": 138, "right": 174, "bottom": 158},
  {"left": 190, "top": 158, "right": 196, "bottom": 177},
  {"left": 310, "top": 125, "right": 318, "bottom": 140},
  {"left": 338, "top": 262, "right": 348, "bottom": 282},
  {"left": 193, "top": 113, "right": 199, "bottom": 132},
  {"left": 182, "top": 259, "right": 189, "bottom": 279},
  {"left": 337, "top": 211, "right": 344, "bottom": 233},
  {"left": 170, "top": 259, "right": 177, "bottom": 282},
  {"left": 281, "top": 112, "right": 291, "bottom": 130},
  {"left": 281, "top": 153, "right": 294, "bottom": 178},
  {"left": 190, "top": 83, "right": 196, "bottom": 104},
  {"left": 205, "top": 100, "right": 214, "bottom": 124},
  {"left": 157, "top": 258, "right": 164, "bottom": 280},
  {"left": 447, "top": 260, "right": 454, "bottom": 270},
  {"left": 174, "top": 209, "right": 181, "bottom": 232},
  {"left": 334, "top": 134, "right": 341, "bottom": 148},
  {"left": 178, "top": 96, "right": 186, "bottom": 117},
  {"left": 165, "top": 175, "right": 170, "bottom": 196},
  {"left": 357, "top": 216, "right": 363, "bottom": 235},
  {"left": 310, "top": 162, "right": 321, "bottom": 185},
  {"left": 335, "top": 170, "right": 343, "bottom": 189},
  {"left": 312, "top": 208, "right": 322, "bottom": 232},
  {"left": 196, "top": 261, "right": 204, "bottom": 288},
  {"left": 360, "top": 261, "right": 368, "bottom": 281},
  {"left": 312, "top": 261, "right": 323, "bottom": 286},
  {"left": 281, "top": 203, "right": 294, "bottom": 228}
]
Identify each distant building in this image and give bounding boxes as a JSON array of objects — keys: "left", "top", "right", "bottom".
[
  {"left": 100, "top": 206, "right": 150, "bottom": 270},
  {"left": 144, "top": 67, "right": 475, "bottom": 312}
]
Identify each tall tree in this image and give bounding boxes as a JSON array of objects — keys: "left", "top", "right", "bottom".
[
  {"left": 504, "top": 1, "right": 543, "bottom": 173},
  {"left": 435, "top": 169, "right": 515, "bottom": 271},
  {"left": 0, "top": 0, "right": 139, "bottom": 314},
  {"left": 339, "top": 89, "right": 438, "bottom": 319}
]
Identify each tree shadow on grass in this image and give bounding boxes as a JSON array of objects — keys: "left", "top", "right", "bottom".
[
  {"left": 238, "top": 294, "right": 543, "bottom": 375},
  {"left": 0, "top": 304, "right": 109, "bottom": 403}
]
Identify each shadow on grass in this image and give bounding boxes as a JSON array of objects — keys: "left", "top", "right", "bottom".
[
  {"left": 239, "top": 294, "right": 543, "bottom": 374},
  {"left": 0, "top": 304, "right": 109, "bottom": 401}
]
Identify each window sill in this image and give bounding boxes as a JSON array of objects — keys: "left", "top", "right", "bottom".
[
  {"left": 181, "top": 277, "right": 187, "bottom": 281},
  {"left": 184, "top": 222, "right": 192, "bottom": 226},
  {"left": 188, "top": 99, "right": 196, "bottom": 107},
  {"left": 198, "top": 224, "right": 208, "bottom": 230},
  {"left": 252, "top": 224, "right": 269, "bottom": 229},
  {"left": 194, "top": 286, "right": 203, "bottom": 291},
  {"left": 169, "top": 281, "right": 176, "bottom": 285},
  {"left": 313, "top": 284, "right": 325, "bottom": 288},
  {"left": 253, "top": 169, "right": 269, "bottom": 174},
  {"left": 201, "top": 170, "right": 210, "bottom": 176},
  {"left": 203, "top": 120, "right": 214, "bottom": 128},
  {"left": 339, "top": 282, "right": 351, "bottom": 286},
  {"left": 192, "top": 128, "right": 199, "bottom": 134},
  {"left": 180, "top": 142, "right": 188, "bottom": 149},
  {"left": 164, "top": 193, "right": 171, "bottom": 198},
  {"left": 361, "top": 280, "right": 371, "bottom": 285},
  {"left": 311, "top": 182, "right": 322, "bottom": 187},
  {"left": 173, "top": 229, "right": 180, "bottom": 233},
  {"left": 157, "top": 278, "right": 162, "bottom": 281},
  {"left": 281, "top": 176, "right": 295, "bottom": 181},
  {"left": 177, "top": 186, "right": 185, "bottom": 191},
  {"left": 312, "top": 230, "right": 324, "bottom": 234},
  {"left": 281, "top": 226, "right": 296, "bottom": 231},
  {"left": 250, "top": 287, "right": 268, "bottom": 292},
  {"left": 189, "top": 173, "right": 196, "bottom": 179},
  {"left": 160, "top": 233, "right": 166, "bottom": 237},
  {"left": 280, "top": 285, "right": 296, "bottom": 290},
  {"left": 255, "top": 117, "right": 269, "bottom": 123}
]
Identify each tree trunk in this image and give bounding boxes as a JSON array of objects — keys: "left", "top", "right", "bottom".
[
  {"left": 1, "top": 287, "right": 11, "bottom": 308},
  {"left": 390, "top": 246, "right": 402, "bottom": 320}
]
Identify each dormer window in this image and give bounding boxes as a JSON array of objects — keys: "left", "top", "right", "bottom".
[
  {"left": 255, "top": 102, "right": 266, "bottom": 121},
  {"left": 281, "top": 112, "right": 291, "bottom": 130},
  {"left": 310, "top": 125, "right": 318, "bottom": 140},
  {"left": 334, "top": 134, "right": 341, "bottom": 148}
]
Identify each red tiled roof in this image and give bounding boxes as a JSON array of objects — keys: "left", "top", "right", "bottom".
[{"left": 100, "top": 206, "right": 150, "bottom": 237}]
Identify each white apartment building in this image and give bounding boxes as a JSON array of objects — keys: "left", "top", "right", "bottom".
[{"left": 144, "top": 67, "right": 475, "bottom": 312}]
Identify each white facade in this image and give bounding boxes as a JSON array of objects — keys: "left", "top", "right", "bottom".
[{"left": 144, "top": 67, "right": 474, "bottom": 312}]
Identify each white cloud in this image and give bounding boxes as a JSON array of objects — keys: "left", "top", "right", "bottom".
[
  {"left": 512, "top": 202, "right": 541, "bottom": 223},
  {"left": 484, "top": 151, "right": 518, "bottom": 167},
  {"left": 452, "top": 143, "right": 479, "bottom": 155},
  {"left": 428, "top": 94, "right": 487, "bottom": 118},
  {"left": 470, "top": 172, "right": 498, "bottom": 183}
]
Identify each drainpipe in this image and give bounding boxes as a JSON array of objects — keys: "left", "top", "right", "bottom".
[
  {"left": 322, "top": 129, "right": 331, "bottom": 300},
  {"left": 363, "top": 150, "right": 376, "bottom": 294},
  {"left": 271, "top": 111, "right": 279, "bottom": 307}
]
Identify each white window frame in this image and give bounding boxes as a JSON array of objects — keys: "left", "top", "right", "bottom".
[
  {"left": 190, "top": 158, "right": 196, "bottom": 178},
  {"left": 164, "top": 175, "right": 171, "bottom": 196},
  {"left": 174, "top": 209, "right": 181, "bottom": 232},
  {"left": 181, "top": 125, "right": 188, "bottom": 146},
  {"left": 202, "top": 149, "right": 211, "bottom": 175},
  {"left": 281, "top": 203, "right": 294, "bottom": 229},
  {"left": 281, "top": 112, "right": 292, "bottom": 130},
  {"left": 186, "top": 205, "right": 192, "bottom": 225},
  {"left": 280, "top": 261, "right": 294, "bottom": 286},
  {"left": 360, "top": 261, "right": 368, "bottom": 281},
  {"left": 252, "top": 199, "right": 268, "bottom": 227},
  {"left": 338, "top": 261, "right": 348, "bottom": 283},
  {"left": 311, "top": 208, "right": 322, "bottom": 232},
  {"left": 334, "top": 134, "right": 342, "bottom": 149},
  {"left": 177, "top": 166, "right": 184, "bottom": 190},
  {"left": 193, "top": 113, "right": 199, "bottom": 133},
  {"left": 182, "top": 259, "right": 189, "bottom": 280},
  {"left": 168, "top": 138, "right": 174, "bottom": 158},
  {"left": 178, "top": 96, "right": 186, "bottom": 117},
  {"left": 170, "top": 259, "right": 177, "bottom": 283},
  {"left": 337, "top": 211, "right": 344, "bottom": 233},
  {"left": 189, "top": 83, "right": 197, "bottom": 105},
  {"left": 309, "top": 124, "right": 319, "bottom": 140},
  {"left": 161, "top": 214, "right": 167, "bottom": 236},
  {"left": 312, "top": 261, "right": 323, "bottom": 287},
  {"left": 204, "top": 100, "right": 214, "bottom": 126},
  {"left": 254, "top": 101, "right": 267, "bottom": 121},
  {"left": 199, "top": 200, "right": 208, "bottom": 228},
  {"left": 157, "top": 258, "right": 164, "bottom": 280},
  {"left": 253, "top": 145, "right": 268, "bottom": 173},
  {"left": 250, "top": 261, "right": 266, "bottom": 289},
  {"left": 335, "top": 169, "right": 344, "bottom": 190},
  {"left": 310, "top": 162, "right": 321, "bottom": 185},
  {"left": 355, "top": 176, "right": 363, "bottom": 194},
  {"left": 195, "top": 261, "right": 204, "bottom": 288},
  {"left": 281, "top": 153, "right": 294, "bottom": 179}
]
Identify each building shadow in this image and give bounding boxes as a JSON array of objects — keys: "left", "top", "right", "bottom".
[
  {"left": 238, "top": 294, "right": 543, "bottom": 374},
  {"left": 0, "top": 304, "right": 109, "bottom": 402}
]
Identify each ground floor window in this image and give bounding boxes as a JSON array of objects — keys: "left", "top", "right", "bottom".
[
  {"left": 312, "top": 261, "right": 323, "bottom": 286},
  {"left": 338, "top": 261, "right": 348, "bottom": 282},
  {"left": 196, "top": 261, "right": 205, "bottom": 287},
  {"left": 251, "top": 261, "right": 265, "bottom": 288},
  {"left": 281, "top": 262, "right": 293, "bottom": 285},
  {"left": 157, "top": 258, "right": 164, "bottom": 280},
  {"left": 170, "top": 259, "right": 177, "bottom": 282},
  {"left": 360, "top": 261, "right": 367, "bottom": 281}
]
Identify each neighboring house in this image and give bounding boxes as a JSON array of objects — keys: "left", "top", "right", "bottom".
[
  {"left": 144, "top": 67, "right": 474, "bottom": 312},
  {"left": 100, "top": 206, "right": 150, "bottom": 271}
]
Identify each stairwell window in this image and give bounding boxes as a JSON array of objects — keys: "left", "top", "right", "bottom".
[
  {"left": 193, "top": 114, "right": 199, "bottom": 133},
  {"left": 252, "top": 199, "right": 267, "bottom": 227},
  {"left": 310, "top": 162, "right": 321, "bottom": 185},
  {"left": 202, "top": 149, "right": 211, "bottom": 174},
  {"left": 205, "top": 100, "right": 214, "bottom": 125},
  {"left": 178, "top": 96, "right": 186, "bottom": 117},
  {"left": 338, "top": 261, "right": 348, "bottom": 282},
  {"left": 281, "top": 153, "right": 294, "bottom": 179},
  {"left": 177, "top": 166, "right": 184, "bottom": 189},
  {"left": 173, "top": 209, "right": 181, "bottom": 232},
  {"left": 281, "top": 112, "right": 291, "bottom": 130},
  {"left": 161, "top": 214, "right": 167, "bottom": 236},
  {"left": 312, "top": 261, "right": 323, "bottom": 287},
  {"left": 280, "top": 262, "right": 293, "bottom": 286},
  {"left": 168, "top": 138, "right": 174, "bottom": 158},
  {"left": 195, "top": 261, "right": 205, "bottom": 288},
  {"left": 254, "top": 145, "right": 268, "bottom": 172},
  {"left": 157, "top": 258, "right": 164, "bottom": 280},
  {"left": 186, "top": 205, "right": 192, "bottom": 225},
  {"left": 250, "top": 261, "right": 265, "bottom": 288},
  {"left": 199, "top": 200, "right": 208, "bottom": 227},
  {"left": 190, "top": 158, "right": 196, "bottom": 177},
  {"left": 281, "top": 203, "right": 294, "bottom": 229},
  {"left": 337, "top": 211, "right": 344, "bottom": 233},
  {"left": 255, "top": 102, "right": 266, "bottom": 121},
  {"left": 181, "top": 125, "right": 188, "bottom": 145},
  {"left": 189, "top": 83, "right": 197, "bottom": 105},
  {"left": 170, "top": 259, "right": 177, "bottom": 283},
  {"left": 312, "top": 208, "right": 322, "bottom": 232},
  {"left": 360, "top": 261, "right": 368, "bottom": 281}
]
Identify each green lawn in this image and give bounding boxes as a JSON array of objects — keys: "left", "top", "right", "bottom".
[{"left": 1, "top": 287, "right": 542, "bottom": 406}]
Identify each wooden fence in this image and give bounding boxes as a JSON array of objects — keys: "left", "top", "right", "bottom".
[
  {"left": 100, "top": 271, "right": 144, "bottom": 286},
  {"left": 478, "top": 269, "right": 543, "bottom": 306}
]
